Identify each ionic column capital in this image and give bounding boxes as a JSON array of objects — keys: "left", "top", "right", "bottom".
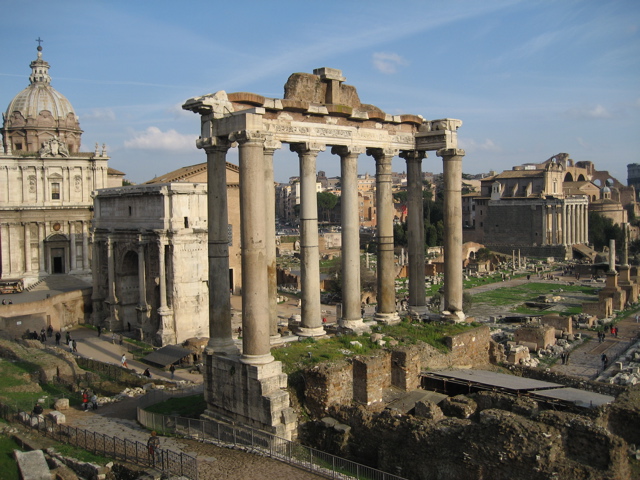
[
  {"left": 199, "top": 136, "right": 232, "bottom": 153},
  {"left": 366, "top": 147, "right": 398, "bottom": 162},
  {"left": 263, "top": 135, "right": 282, "bottom": 153},
  {"left": 331, "top": 145, "right": 365, "bottom": 158},
  {"left": 290, "top": 142, "right": 326, "bottom": 155},
  {"left": 436, "top": 148, "right": 465, "bottom": 159},
  {"left": 399, "top": 150, "right": 427, "bottom": 162},
  {"left": 230, "top": 130, "right": 266, "bottom": 146}
]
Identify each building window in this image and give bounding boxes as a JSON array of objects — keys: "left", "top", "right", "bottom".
[{"left": 51, "top": 183, "right": 60, "bottom": 200}]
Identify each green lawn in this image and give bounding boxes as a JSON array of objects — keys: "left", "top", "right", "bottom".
[
  {"left": 0, "top": 429, "right": 21, "bottom": 480},
  {"left": 469, "top": 282, "right": 598, "bottom": 314}
]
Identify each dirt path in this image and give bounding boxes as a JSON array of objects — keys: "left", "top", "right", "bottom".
[{"left": 62, "top": 400, "right": 326, "bottom": 480}]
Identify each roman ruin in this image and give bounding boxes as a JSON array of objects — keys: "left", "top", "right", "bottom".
[{"left": 183, "top": 68, "right": 465, "bottom": 437}]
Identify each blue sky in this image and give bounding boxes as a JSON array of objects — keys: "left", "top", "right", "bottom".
[{"left": 1, "top": 0, "right": 639, "bottom": 185}]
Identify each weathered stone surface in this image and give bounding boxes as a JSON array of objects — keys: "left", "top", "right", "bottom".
[
  {"left": 53, "top": 398, "right": 70, "bottom": 410},
  {"left": 14, "top": 450, "right": 50, "bottom": 480},
  {"left": 48, "top": 411, "right": 66, "bottom": 424},
  {"left": 414, "top": 400, "right": 444, "bottom": 421},
  {"left": 440, "top": 395, "right": 477, "bottom": 419}
]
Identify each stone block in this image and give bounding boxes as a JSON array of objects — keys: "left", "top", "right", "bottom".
[
  {"left": 48, "top": 411, "right": 66, "bottom": 424},
  {"left": 414, "top": 400, "right": 445, "bottom": 421},
  {"left": 53, "top": 398, "right": 69, "bottom": 410},
  {"left": 14, "top": 450, "right": 51, "bottom": 480},
  {"left": 440, "top": 395, "right": 477, "bottom": 419}
]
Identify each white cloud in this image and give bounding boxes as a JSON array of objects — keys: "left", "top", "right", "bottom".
[
  {"left": 565, "top": 104, "right": 612, "bottom": 119},
  {"left": 80, "top": 108, "right": 116, "bottom": 121},
  {"left": 167, "top": 102, "right": 195, "bottom": 119},
  {"left": 372, "top": 52, "right": 408, "bottom": 74},
  {"left": 576, "top": 137, "right": 590, "bottom": 148},
  {"left": 124, "top": 127, "right": 197, "bottom": 151},
  {"left": 459, "top": 138, "right": 501, "bottom": 153}
]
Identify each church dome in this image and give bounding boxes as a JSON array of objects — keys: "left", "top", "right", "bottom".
[{"left": 2, "top": 44, "right": 82, "bottom": 154}]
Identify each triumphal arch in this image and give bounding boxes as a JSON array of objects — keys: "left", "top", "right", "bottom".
[{"left": 183, "top": 68, "right": 464, "bottom": 439}]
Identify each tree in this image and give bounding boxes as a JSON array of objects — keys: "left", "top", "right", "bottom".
[
  {"left": 588, "top": 211, "right": 624, "bottom": 252},
  {"left": 317, "top": 192, "right": 339, "bottom": 222}
]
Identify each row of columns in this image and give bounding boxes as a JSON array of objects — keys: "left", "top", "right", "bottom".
[
  {"left": 542, "top": 202, "right": 589, "bottom": 246},
  {"left": 0, "top": 220, "right": 90, "bottom": 275},
  {"left": 202, "top": 128, "right": 466, "bottom": 365},
  {"left": 1, "top": 165, "right": 107, "bottom": 204},
  {"left": 93, "top": 234, "right": 172, "bottom": 337}
]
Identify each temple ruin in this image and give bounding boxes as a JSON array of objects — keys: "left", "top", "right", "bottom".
[{"left": 182, "top": 68, "right": 464, "bottom": 438}]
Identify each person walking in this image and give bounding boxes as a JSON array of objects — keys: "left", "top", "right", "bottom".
[
  {"left": 560, "top": 352, "right": 566, "bottom": 365},
  {"left": 72, "top": 339, "right": 78, "bottom": 353},
  {"left": 601, "top": 353, "right": 609, "bottom": 372},
  {"left": 55, "top": 331, "right": 61, "bottom": 346},
  {"left": 82, "top": 390, "right": 89, "bottom": 411},
  {"left": 121, "top": 354, "right": 128, "bottom": 368},
  {"left": 169, "top": 364, "right": 176, "bottom": 379}
]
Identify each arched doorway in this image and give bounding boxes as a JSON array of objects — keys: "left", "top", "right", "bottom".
[{"left": 44, "top": 234, "right": 69, "bottom": 274}]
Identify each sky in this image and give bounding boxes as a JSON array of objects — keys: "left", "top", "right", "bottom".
[{"left": 1, "top": 0, "right": 639, "bottom": 185}]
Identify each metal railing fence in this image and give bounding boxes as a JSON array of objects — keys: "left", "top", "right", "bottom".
[
  {"left": 0, "top": 402, "right": 197, "bottom": 480},
  {"left": 137, "top": 406, "right": 406, "bottom": 480}
]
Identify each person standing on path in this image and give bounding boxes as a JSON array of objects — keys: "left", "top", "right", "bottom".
[
  {"left": 169, "top": 364, "right": 175, "bottom": 379},
  {"left": 147, "top": 431, "right": 160, "bottom": 466},
  {"left": 97, "top": 325, "right": 101, "bottom": 337},
  {"left": 121, "top": 354, "right": 128, "bottom": 368},
  {"left": 601, "top": 354, "right": 609, "bottom": 372},
  {"left": 55, "top": 331, "right": 61, "bottom": 345}
]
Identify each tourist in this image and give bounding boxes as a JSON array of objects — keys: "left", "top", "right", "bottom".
[
  {"left": 601, "top": 354, "right": 609, "bottom": 371},
  {"left": 55, "top": 331, "right": 61, "bottom": 345},
  {"left": 47, "top": 325, "right": 53, "bottom": 337},
  {"left": 121, "top": 354, "right": 128, "bottom": 368},
  {"left": 97, "top": 325, "right": 101, "bottom": 337},
  {"left": 32, "top": 403, "right": 43, "bottom": 416},
  {"left": 147, "top": 431, "right": 160, "bottom": 465},
  {"left": 65, "top": 331, "right": 71, "bottom": 345},
  {"left": 143, "top": 368, "right": 152, "bottom": 378},
  {"left": 90, "top": 393, "right": 98, "bottom": 410},
  {"left": 565, "top": 351, "right": 570, "bottom": 365},
  {"left": 72, "top": 339, "right": 78, "bottom": 353},
  {"left": 169, "top": 364, "right": 176, "bottom": 379},
  {"left": 82, "top": 390, "right": 89, "bottom": 411},
  {"left": 560, "top": 352, "right": 566, "bottom": 365},
  {"left": 1, "top": 299, "right": 5, "bottom": 305}
]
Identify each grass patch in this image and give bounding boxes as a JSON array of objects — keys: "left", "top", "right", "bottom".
[
  {"left": 0, "top": 427, "right": 21, "bottom": 480},
  {"left": 144, "top": 394, "right": 207, "bottom": 418},
  {"left": 53, "top": 444, "right": 110, "bottom": 465},
  {"left": 470, "top": 282, "right": 598, "bottom": 312},
  {"left": 273, "top": 319, "right": 478, "bottom": 374}
]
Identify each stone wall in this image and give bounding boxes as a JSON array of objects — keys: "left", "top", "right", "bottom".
[
  {"left": 353, "top": 353, "right": 391, "bottom": 405},
  {"left": 0, "top": 288, "right": 91, "bottom": 336},
  {"left": 540, "top": 314, "right": 572, "bottom": 335},
  {"left": 303, "top": 326, "right": 496, "bottom": 418},
  {"left": 514, "top": 324, "right": 556, "bottom": 351}
]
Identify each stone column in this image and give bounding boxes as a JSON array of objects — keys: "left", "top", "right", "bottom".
[
  {"left": 69, "top": 222, "right": 77, "bottom": 271},
  {"left": 551, "top": 206, "right": 558, "bottom": 245},
  {"left": 437, "top": 148, "right": 466, "bottom": 321},
  {"left": 23, "top": 222, "right": 31, "bottom": 273},
  {"left": 609, "top": 239, "right": 616, "bottom": 273},
  {"left": 584, "top": 202, "right": 589, "bottom": 244},
  {"left": 201, "top": 137, "right": 236, "bottom": 354},
  {"left": 401, "top": 150, "right": 427, "bottom": 313},
  {"left": 542, "top": 206, "right": 548, "bottom": 246},
  {"left": 82, "top": 221, "right": 89, "bottom": 270},
  {"left": 290, "top": 142, "right": 326, "bottom": 336},
  {"left": 333, "top": 146, "right": 365, "bottom": 329},
  {"left": 233, "top": 130, "right": 274, "bottom": 364},
  {"left": 156, "top": 236, "right": 175, "bottom": 344},
  {"left": 264, "top": 137, "right": 282, "bottom": 340},
  {"left": 562, "top": 204, "right": 567, "bottom": 245},
  {"left": 105, "top": 235, "right": 120, "bottom": 330},
  {"left": 137, "top": 238, "right": 148, "bottom": 311},
  {"left": 38, "top": 222, "right": 45, "bottom": 272},
  {"left": 367, "top": 147, "right": 400, "bottom": 324},
  {"left": 91, "top": 236, "right": 102, "bottom": 325}
]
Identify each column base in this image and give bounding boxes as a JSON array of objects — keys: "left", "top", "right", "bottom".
[
  {"left": 205, "top": 338, "right": 239, "bottom": 355},
  {"left": 408, "top": 305, "right": 428, "bottom": 317},
  {"left": 374, "top": 312, "right": 401, "bottom": 325},
  {"left": 270, "top": 334, "right": 285, "bottom": 346},
  {"left": 443, "top": 310, "right": 466, "bottom": 324},
  {"left": 240, "top": 352, "right": 275, "bottom": 365},
  {"left": 296, "top": 326, "right": 326, "bottom": 338},
  {"left": 202, "top": 354, "right": 297, "bottom": 441}
]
